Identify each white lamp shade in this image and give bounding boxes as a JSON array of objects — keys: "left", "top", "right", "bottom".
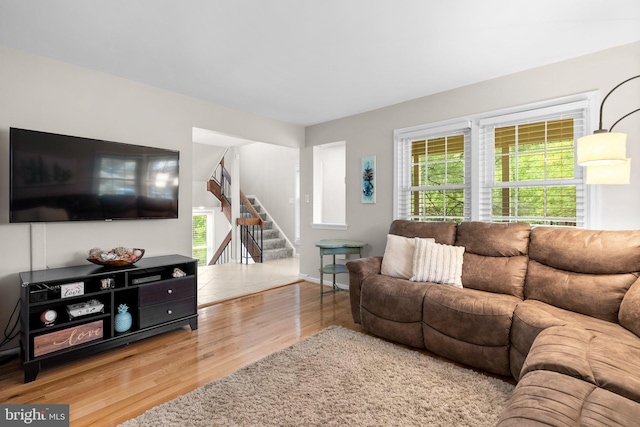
[
  {"left": 585, "top": 159, "right": 631, "bottom": 184},
  {"left": 577, "top": 132, "right": 627, "bottom": 166}
]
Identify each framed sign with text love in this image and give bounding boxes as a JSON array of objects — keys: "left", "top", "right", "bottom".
[{"left": 33, "top": 320, "right": 103, "bottom": 357}]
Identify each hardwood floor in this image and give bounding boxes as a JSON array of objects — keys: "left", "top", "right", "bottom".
[{"left": 0, "top": 282, "right": 360, "bottom": 426}]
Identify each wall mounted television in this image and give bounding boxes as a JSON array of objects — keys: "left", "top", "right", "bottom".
[{"left": 10, "top": 128, "right": 179, "bottom": 223}]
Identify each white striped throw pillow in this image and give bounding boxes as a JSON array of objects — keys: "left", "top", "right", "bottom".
[{"left": 410, "top": 238, "right": 464, "bottom": 288}]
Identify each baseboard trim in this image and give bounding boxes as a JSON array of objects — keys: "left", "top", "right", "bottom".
[{"left": 0, "top": 347, "right": 20, "bottom": 365}]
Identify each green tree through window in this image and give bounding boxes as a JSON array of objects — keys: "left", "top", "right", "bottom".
[
  {"left": 395, "top": 100, "right": 588, "bottom": 226},
  {"left": 492, "top": 118, "right": 577, "bottom": 226},
  {"left": 410, "top": 135, "right": 465, "bottom": 221},
  {"left": 192, "top": 214, "right": 208, "bottom": 266}
]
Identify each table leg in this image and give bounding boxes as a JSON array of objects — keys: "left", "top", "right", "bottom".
[
  {"left": 320, "top": 251, "right": 324, "bottom": 304},
  {"left": 332, "top": 254, "right": 337, "bottom": 290}
]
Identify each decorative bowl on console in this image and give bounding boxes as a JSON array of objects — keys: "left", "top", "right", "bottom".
[{"left": 87, "top": 247, "right": 145, "bottom": 266}]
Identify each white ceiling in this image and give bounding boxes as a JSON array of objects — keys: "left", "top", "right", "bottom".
[{"left": 1, "top": 0, "right": 640, "bottom": 126}]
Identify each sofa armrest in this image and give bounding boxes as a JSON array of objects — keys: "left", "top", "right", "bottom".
[
  {"left": 620, "top": 276, "right": 640, "bottom": 338},
  {"left": 346, "top": 256, "right": 383, "bottom": 324}
]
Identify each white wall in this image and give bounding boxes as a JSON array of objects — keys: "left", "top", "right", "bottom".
[
  {"left": 192, "top": 143, "right": 227, "bottom": 183},
  {"left": 0, "top": 46, "right": 304, "bottom": 350},
  {"left": 300, "top": 42, "right": 640, "bottom": 285}
]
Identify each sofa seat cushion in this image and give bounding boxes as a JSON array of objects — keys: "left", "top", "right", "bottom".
[
  {"left": 521, "top": 326, "right": 640, "bottom": 403},
  {"left": 360, "top": 274, "right": 435, "bottom": 348},
  {"left": 424, "top": 286, "right": 520, "bottom": 346},
  {"left": 422, "top": 286, "right": 521, "bottom": 376},
  {"left": 510, "top": 300, "right": 640, "bottom": 379},
  {"left": 497, "top": 370, "right": 640, "bottom": 426}
]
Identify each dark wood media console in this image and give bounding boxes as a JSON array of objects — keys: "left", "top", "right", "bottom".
[{"left": 19, "top": 254, "right": 198, "bottom": 383}]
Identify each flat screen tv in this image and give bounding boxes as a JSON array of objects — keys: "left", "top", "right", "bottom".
[{"left": 10, "top": 128, "right": 179, "bottom": 223}]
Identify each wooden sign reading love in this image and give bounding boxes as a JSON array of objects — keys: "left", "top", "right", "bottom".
[{"left": 34, "top": 320, "right": 103, "bottom": 357}]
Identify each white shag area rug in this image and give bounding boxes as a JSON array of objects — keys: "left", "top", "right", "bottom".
[{"left": 120, "top": 326, "right": 514, "bottom": 426}]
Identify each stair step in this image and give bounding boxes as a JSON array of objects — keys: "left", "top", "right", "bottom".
[
  {"left": 213, "top": 191, "right": 293, "bottom": 264},
  {"left": 262, "top": 228, "right": 279, "bottom": 239},
  {"left": 262, "top": 238, "right": 286, "bottom": 250},
  {"left": 262, "top": 247, "right": 294, "bottom": 262}
]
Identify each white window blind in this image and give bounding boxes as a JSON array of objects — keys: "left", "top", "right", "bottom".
[
  {"left": 478, "top": 101, "right": 588, "bottom": 226},
  {"left": 395, "top": 121, "right": 471, "bottom": 222}
]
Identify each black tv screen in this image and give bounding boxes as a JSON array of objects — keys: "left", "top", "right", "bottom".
[{"left": 10, "top": 128, "right": 179, "bottom": 222}]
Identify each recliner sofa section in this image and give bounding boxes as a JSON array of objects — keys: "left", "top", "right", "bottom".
[
  {"left": 421, "top": 221, "right": 530, "bottom": 376},
  {"left": 350, "top": 220, "right": 457, "bottom": 348},
  {"left": 346, "top": 220, "right": 640, "bottom": 425},
  {"left": 509, "top": 227, "right": 640, "bottom": 379}
]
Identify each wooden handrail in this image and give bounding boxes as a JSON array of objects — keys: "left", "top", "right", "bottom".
[
  {"left": 209, "top": 230, "right": 232, "bottom": 265},
  {"left": 239, "top": 192, "right": 264, "bottom": 228},
  {"left": 207, "top": 179, "right": 222, "bottom": 198},
  {"left": 237, "top": 217, "right": 262, "bottom": 226}
]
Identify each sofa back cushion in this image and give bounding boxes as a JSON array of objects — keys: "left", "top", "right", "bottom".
[
  {"left": 525, "top": 227, "right": 640, "bottom": 323},
  {"left": 620, "top": 278, "right": 640, "bottom": 336},
  {"left": 388, "top": 220, "right": 457, "bottom": 245},
  {"left": 455, "top": 222, "right": 530, "bottom": 298}
]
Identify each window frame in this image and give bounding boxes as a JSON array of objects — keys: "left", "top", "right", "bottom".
[
  {"left": 479, "top": 101, "right": 589, "bottom": 227},
  {"left": 312, "top": 140, "right": 347, "bottom": 230},
  {"left": 394, "top": 121, "right": 471, "bottom": 222},
  {"left": 393, "top": 93, "right": 599, "bottom": 227}
]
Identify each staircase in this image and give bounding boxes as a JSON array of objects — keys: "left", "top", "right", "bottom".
[
  {"left": 243, "top": 196, "right": 293, "bottom": 262},
  {"left": 206, "top": 154, "right": 293, "bottom": 264}
]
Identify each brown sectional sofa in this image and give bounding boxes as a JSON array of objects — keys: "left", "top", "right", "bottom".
[{"left": 346, "top": 220, "right": 640, "bottom": 425}]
